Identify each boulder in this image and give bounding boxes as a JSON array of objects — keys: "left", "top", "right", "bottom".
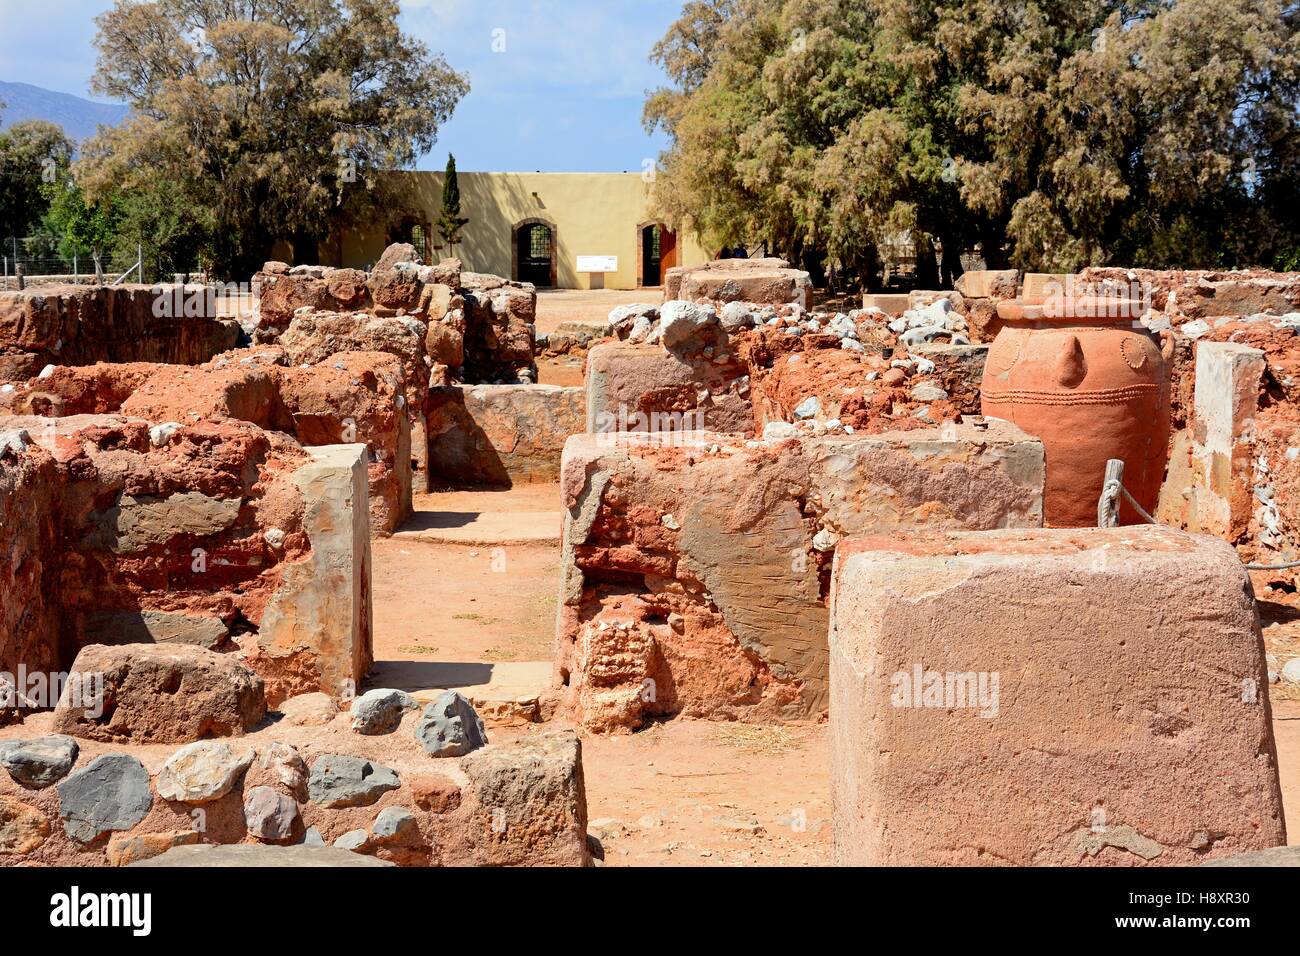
[
  {"left": 52, "top": 643, "right": 266, "bottom": 744},
  {"left": 244, "top": 785, "right": 301, "bottom": 841},
  {"left": 155, "top": 741, "right": 255, "bottom": 804},
  {"left": 307, "top": 754, "right": 400, "bottom": 808},
  {"left": 373, "top": 243, "right": 422, "bottom": 274},
  {"left": 461, "top": 731, "right": 589, "bottom": 866},
  {"left": 414, "top": 691, "right": 488, "bottom": 757},
  {"left": 57, "top": 753, "right": 153, "bottom": 844},
  {"left": 0, "top": 734, "right": 78, "bottom": 789},
  {"left": 350, "top": 688, "right": 418, "bottom": 735}
]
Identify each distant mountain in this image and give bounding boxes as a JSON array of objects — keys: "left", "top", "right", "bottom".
[{"left": 0, "top": 81, "right": 129, "bottom": 144}]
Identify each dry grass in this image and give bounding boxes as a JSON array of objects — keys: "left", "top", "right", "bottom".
[
  {"left": 398, "top": 643, "right": 439, "bottom": 656},
  {"left": 712, "top": 722, "right": 803, "bottom": 756}
]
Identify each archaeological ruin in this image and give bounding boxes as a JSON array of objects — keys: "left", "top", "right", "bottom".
[{"left": 0, "top": 246, "right": 1297, "bottom": 870}]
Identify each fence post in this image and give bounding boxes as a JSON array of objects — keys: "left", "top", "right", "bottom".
[{"left": 74, "top": 251, "right": 78, "bottom": 285}]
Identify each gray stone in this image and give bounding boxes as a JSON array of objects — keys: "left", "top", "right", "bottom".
[
  {"left": 350, "top": 688, "right": 418, "bottom": 735},
  {"left": 82, "top": 609, "right": 230, "bottom": 649},
  {"left": 244, "top": 785, "right": 300, "bottom": 841},
  {"left": 334, "top": 829, "right": 372, "bottom": 851},
  {"left": 0, "top": 734, "right": 78, "bottom": 789},
  {"left": 414, "top": 691, "right": 488, "bottom": 758},
  {"left": 659, "top": 301, "right": 718, "bottom": 349},
  {"left": 371, "top": 806, "right": 419, "bottom": 844},
  {"left": 1281, "top": 657, "right": 1300, "bottom": 685},
  {"left": 155, "top": 741, "right": 254, "bottom": 804},
  {"left": 909, "top": 384, "right": 950, "bottom": 403},
  {"left": 57, "top": 753, "right": 153, "bottom": 844},
  {"left": 302, "top": 826, "right": 325, "bottom": 847},
  {"left": 307, "top": 754, "right": 400, "bottom": 808},
  {"left": 129, "top": 844, "right": 392, "bottom": 867}
]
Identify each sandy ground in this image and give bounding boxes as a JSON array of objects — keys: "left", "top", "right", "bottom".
[
  {"left": 363, "top": 485, "right": 1300, "bottom": 865},
  {"left": 534, "top": 288, "right": 658, "bottom": 334}
]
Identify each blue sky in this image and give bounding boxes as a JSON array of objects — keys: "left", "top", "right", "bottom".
[{"left": 0, "top": 0, "right": 680, "bottom": 172}]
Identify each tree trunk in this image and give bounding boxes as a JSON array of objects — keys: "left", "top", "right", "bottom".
[
  {"left": 940, "top": 235, "right": 965, "bottom": 288},
  {"left": 914, "top": 233, "right": 939, "bottom": 289}
]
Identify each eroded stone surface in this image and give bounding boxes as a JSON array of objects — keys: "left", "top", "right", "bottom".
[
  {"left": 57, "top": 753, "right": 153, "bottom": 844},
  {"left": 155, "top": 741, "right": 255, "bottom": 804},
  {"left": 307, "top": 754, "right": 400, "bottom": 808},
  {"left": 414, "top": 691, "right": 488, "bottom": 757},
  {"left": 52, "top": 644, "right": 266, "bottom": 744},
  {"left": 829, "top": 526, "right": 1286, "bottom": 866}
]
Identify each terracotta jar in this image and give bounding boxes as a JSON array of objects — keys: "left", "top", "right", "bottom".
[{"left": 980, "top": 297, "right": 1172, "bottom": 527}]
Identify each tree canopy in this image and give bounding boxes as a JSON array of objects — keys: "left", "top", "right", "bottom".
[
  {"left": 78, "top": 0, "right": 469, "bottom": 279},
  {"left": 645, "top": 0, "right": 1300, "bottom": 286},
  {"left": 0, "top": 117, "right": 74, "bottom": 240}
]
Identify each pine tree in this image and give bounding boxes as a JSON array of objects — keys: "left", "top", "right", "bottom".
[{"left": 436, "top": 154, "right": 470, "bottom": 253}]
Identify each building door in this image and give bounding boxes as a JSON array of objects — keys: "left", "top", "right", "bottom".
[
  {"left": 517, "top": 223, "right": 554, "bottom": 287},
  {"left": 642, "top": 225, "right": 662, "bottom": 287},
  {"left": 640, "top": 223, "right": 676, "bottom": 287}
]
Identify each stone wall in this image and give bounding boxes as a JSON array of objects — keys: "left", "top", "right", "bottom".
[
  {"left": 426, "top": 384, "right": 585, "bottom": 486},
  {"left": 553, "top": 423, "right": 1044, "bottom": 733},
  {"left": 253, "top": 252, "right": 537, "bottom": 386},
  {"left": 0, "top": 348, "right": 412, "bottom": 535},
  {"left": 0, "top": 439, "right": 62, "bottom": 707},
  {"left": 0, "top": 416, "right": 373, "bottom": 706},
  {"left": 0, "top": 284, "right": 239, "bottom": 381},
  {"left": 830, "top": 526, "right": 1285, "bottom": 865}
]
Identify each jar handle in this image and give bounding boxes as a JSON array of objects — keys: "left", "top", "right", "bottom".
[{"left": 1158, "top": 329, "right": 1175, "bottom": 363}]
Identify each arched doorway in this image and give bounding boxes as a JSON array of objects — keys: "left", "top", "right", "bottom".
[
  {"left": 637, "top": 222, "right": 677, "bottom": 287},
  {"left": 512, "top": 219, "right": 556, "bottom": 287}
]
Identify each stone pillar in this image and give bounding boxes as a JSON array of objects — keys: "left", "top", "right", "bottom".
[
  {"left": 1189, "top": 340, "right": 1267, "bottom": 539},
  {"left": 255, "top": 444, "right": 373, "bottom": 705},
  {"left": 830, "top": 525, "right": 1285, "bottom": 865}
]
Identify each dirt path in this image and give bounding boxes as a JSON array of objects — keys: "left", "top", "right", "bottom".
[{"left": 371, "top": 483, "right": 1300, "bottom": 864}]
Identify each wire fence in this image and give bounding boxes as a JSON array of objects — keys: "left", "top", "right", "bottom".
[{"left": 1, "top": 237, "right": 197, "bottom": 290}]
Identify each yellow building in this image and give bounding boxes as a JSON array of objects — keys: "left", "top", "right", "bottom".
[{"left": 320, "top": 171, "right": 710, "bottom": 290}]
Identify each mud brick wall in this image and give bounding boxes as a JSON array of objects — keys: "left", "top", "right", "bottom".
[
  {"left": 585, "top": 342, "right": 753, "bottom": 437},
  {"left": 0, "top": 285, "right": 240, "bottom": 381},
  {"left": 0, "top": 441, "right": 63, "bottom": 702},
  {"left": 830, "top": 526, "right": 1285, "bottom": 865},
  {"left": 554, "top": 422, "right": 1044, "bottom": 733},
  {"left": 0, "top": 348, "right": 412, "bottom": 535},
  {"left": 0, "top": 415, "right": 373, "bottom": 706},
  {"left": 426, "top": 384, "right": 584, "bottom": 486}
]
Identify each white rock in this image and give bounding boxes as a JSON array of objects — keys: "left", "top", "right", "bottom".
[
  {"left": 661, "top": 514, "right": 680, "bottom": 531},
  {"left": 1282, "top": 658, "right": 1300, "bottom": 685},
  {"left": 149, "top": 422, "right": 184, "bottom": 447},
  {"left": 793, "top": 396, "right": 821, "bottom": 419},
  {"left": 762, "top": 421, "right": 799, "bottom": 441},
  {"left": 812, "top": 528, "right": 839, "bottom": 552}
]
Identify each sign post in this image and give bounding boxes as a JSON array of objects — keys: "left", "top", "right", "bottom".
[{"left": 576, "top": 255, "right": 617, "bottom": 290}]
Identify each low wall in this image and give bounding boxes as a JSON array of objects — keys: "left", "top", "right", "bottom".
[
  {"left": 0, "top": 284, "right": 239, "bottom": 380},
  {"left": 0, "top": 417, "right": 373, "bottom": 706},
  {"left": 554, "top": 423, "right": 1044, "bottom": 732},
  {"left": 426, "top": 384, "right": 584, "bottom": 486}
]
